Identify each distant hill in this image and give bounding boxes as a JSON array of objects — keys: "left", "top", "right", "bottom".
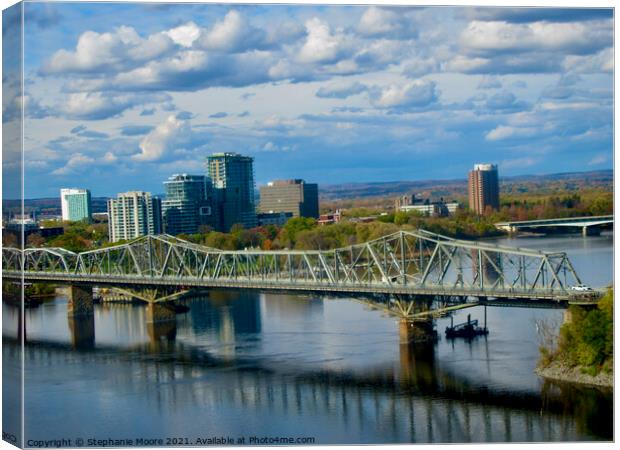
[{"left": 319, "top": 170, "right": 613, "bottom": 200}]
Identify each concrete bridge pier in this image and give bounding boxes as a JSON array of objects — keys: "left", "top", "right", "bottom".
[
  {"left": 399, "top": 319, "right": 437, "bottom": 387},
  {"left": 583, "top": 225, "right": 601, "bottom": 236},
  {"left": 399, "top": 319, "right": 436, "bottom": 344},
  {"left": 68, "top": 315, "right": 95, "bottom": 349},
  {"left": 146, "top": 302, "right": 177, "bottom": 346},
  {"left": 67, "top": 285, "right": 94, "bottom": 317},
  {"left": 399, "top": 336, "right": 436, "bottom": 388}
]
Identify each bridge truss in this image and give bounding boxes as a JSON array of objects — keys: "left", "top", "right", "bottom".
[{"left": 2, "top": 230, "right": 584, "bottom": 301}]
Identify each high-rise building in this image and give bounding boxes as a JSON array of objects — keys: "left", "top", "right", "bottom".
[
  {"left": 60, "top": 188, "right": 92, "bottom": 222},
  {"left": 162, "top": 174, "right": 214, "bottom": 235},
  {"left": 259, "top": 179, "right": 319, "bottom": 219},
  {"left": 468, "top": 163, "right": 500, "bottom": 214},
  {"left": 207, "top": 152, "right": 257, "bottom": 231},
  {"left": 107, "top": 191, "right": 162, "bottom": 242}
]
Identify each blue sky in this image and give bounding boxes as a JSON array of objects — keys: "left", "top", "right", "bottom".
[{"left": 6, "top": 2, "right": 614, "bottom": 197}]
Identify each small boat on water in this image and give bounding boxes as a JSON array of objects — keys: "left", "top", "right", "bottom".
[{"left": 445, "top": 314, "right": 488, "bottom": 339}]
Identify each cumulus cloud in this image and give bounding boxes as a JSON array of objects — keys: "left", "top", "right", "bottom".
[
  {"left": 298, "top": 18, "right": 350, "bottom": 64},
  {"left": 209, "top": 112, "right": 228, "bottom": 118},
  {"left": 357, "top": 6, "right": 418, "bottom": 39},
  {"left": 43, "top": 26, "right": 175, "bottom": 75},
  {"left": 200, "top": 10, "right": 266, "bottom": 53},
  {"left": 369, "top": 79, "right": 438, "bottom": 109},
  {"left": 402, "top": 57, "right": 441, "bottom": 77},
  {"left": 460, "top": 20, "right": 612, "bottom": 56},
  {"left": 485, "top": 91, "right": 528, "bottom": 110},
  {"left": 563, "top": 47, "right": 613, "bottom": 74},
  {"left": 58, "top": 92, "right": 171, "bottom": 120},
  {"left": 51, "top": 153, "right": 96, "bottom": 175},
  {"left": 132, "top": 115, "right": 191, "bottom": 161},
  {"left": 165, "top": 22, "right": 201, "bottom": 48}
]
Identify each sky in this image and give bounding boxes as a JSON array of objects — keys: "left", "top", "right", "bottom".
[{"left": 2, "top": 2, "right": 614, "bottom": 198}]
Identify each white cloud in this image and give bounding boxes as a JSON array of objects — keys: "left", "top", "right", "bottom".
[
  {"left": 103, "top": 152, "right": 118, "bottom": 163},
  {"left": 357, "top": 6, "right": 418, "bottom": 39},
  {"left": 370, "top": 79, "right": 438, "bottom": 109},
  {"left": 200, "top": 10, "right": 265, "bottom": 52},
  {"left": 133, "top": 115, "right": 191, "bottom": 162},
  {"left": 460, "top": 20, "right": 611, "bottom": 55},
  {"left": 43, "top": 26, "right": 175, "bottom": 74},
  {"left": 165, "top": 22, "right": 201, "bottom": 48},
  {"left": 51, "top": 153, "right": 95, "bottom": 175},
  {"left": 58, "top": 92, "right": 170, "bottom": 120},
  {"left": 588, "top": 154, "right": 608, "bottom": 166},
  {"left": 298, "top": 18, "right": 349, "bottom": 64},
  {"left": 485, "top": 125, "right": 537, "bottom": 141},
  {"left": 563, "top": 47, "right": 613, "bottom": 74}
]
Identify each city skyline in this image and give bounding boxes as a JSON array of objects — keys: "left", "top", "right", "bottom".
[{"left": 4, "top": 3, "right": 614, "bottom": 198}]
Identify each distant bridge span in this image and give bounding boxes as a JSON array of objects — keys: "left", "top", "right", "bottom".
[
  {"left": 2, "top": 230, "right": 598, "bottom": 305},
  {"left": 495, "top": 215, "right": 613, "bottom": 236}
]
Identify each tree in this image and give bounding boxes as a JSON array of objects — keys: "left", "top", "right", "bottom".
[
  {"left": 3, "top": 232, "right": 18, "bottom": 248},
  {"left": 26, "top": 232, "right": 45, "bottom": 248}
]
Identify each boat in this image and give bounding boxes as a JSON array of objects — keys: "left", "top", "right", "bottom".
[{"left": 445, "top": 314, "right": 488, "bottom": 339}]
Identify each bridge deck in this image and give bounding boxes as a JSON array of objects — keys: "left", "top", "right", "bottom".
[
  {"left": 4, "top": 270, "right": 596, "bottom": 303},
  {"left": 496, "top": 215, "right": 613, "bottom": 229}
]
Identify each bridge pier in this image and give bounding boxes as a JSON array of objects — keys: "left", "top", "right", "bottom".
[
  {"left": 399, "top": 319, "right": 436, "bottom": 344},
  {"left": 68, "top": 315, "right": 95, "bottom": 349},
  {"left": 145, "top": 302, "right": 177, "bottom": 323},
  {"left": 399, "top": 336, "right": 436, "bottom": 387},
  {"left": 146, "top": 303, "right": 177, "bottom": 348},
  {"left": 67, "top": 285, "right": 94, "bottom": 317},
  {"left": 582, "top": 225, "right": 601, "bottom": 236}
]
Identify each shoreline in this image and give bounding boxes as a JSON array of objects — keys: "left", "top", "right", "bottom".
[{"left": 536, "top": 361, "right": 613, "bottom": 389}]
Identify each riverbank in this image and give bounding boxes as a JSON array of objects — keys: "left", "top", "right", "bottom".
[{"left": 536, "top": 362, "right": 613, "bottom": 389}]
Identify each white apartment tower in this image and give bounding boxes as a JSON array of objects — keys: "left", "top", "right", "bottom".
[
  {"left": 107, "top": 191, "right": 162, "bottom": 242},
  {"left": 60, "top": 188, "right": 92, "bottom": 222}
]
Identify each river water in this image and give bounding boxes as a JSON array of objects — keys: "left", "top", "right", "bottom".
[{"left": 3, "top": 233, "right": 614, "bottom": 445}]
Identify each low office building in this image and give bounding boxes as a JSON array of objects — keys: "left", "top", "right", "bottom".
[
  {"left": 107, "top": 191, "right": 162, "bottom": 242},
  {"left": 318, "top": 210, "right": 342, "bottom": 226},
  {"left": 259, "top": 179, "right": 319, "bottom": 219},
  {"left": 398, "top": 200, "right": 459, "bottom": 217}
]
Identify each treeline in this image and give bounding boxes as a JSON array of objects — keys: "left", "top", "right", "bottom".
[
  {"left": 493, "top": 190, "right": 612, "bottom": 221},
  {"left": 539, "top": 289, "right": 613, "bottom": 376},
  {"left": 177, "top": 214, "right": 501, "bottom": 251}
]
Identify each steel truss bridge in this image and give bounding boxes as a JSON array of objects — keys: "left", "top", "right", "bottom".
[{"left": 2, "top": 229, "right": 594, "bottom": 305}]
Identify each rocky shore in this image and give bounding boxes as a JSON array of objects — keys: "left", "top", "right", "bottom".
[{"left": 536, "top": 362, "right": 613, "bottom": 389}]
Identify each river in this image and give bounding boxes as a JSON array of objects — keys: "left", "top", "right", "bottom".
[{"left": 2, "top": 233, "right": 613, "bottom": 445}]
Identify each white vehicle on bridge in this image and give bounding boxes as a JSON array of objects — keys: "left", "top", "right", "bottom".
[{"left": 570, "top": 284, "right": 593, "bottom": 292}]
